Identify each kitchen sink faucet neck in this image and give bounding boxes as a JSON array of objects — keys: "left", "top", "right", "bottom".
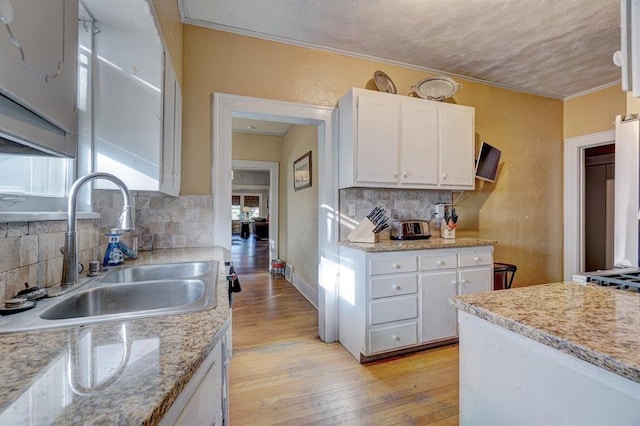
[{"left": 62, "top": 172, "right": 135, "bottom": 287}]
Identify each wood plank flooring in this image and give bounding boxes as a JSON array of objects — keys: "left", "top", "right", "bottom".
[{"left": 229, "top": 237, "right": 460, "bottom": 425}]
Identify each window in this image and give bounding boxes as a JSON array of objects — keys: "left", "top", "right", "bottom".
[{"left": 231, "top": 194, "right": 261, "bottom": 220}]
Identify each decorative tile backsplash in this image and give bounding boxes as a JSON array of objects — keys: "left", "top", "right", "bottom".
[
  {"left": 0, "top": 192, "right": 214, "bottom": 303},
  {"left": 339, "top": 188, "right": 452, "bottom": 240},
  {"left": 0, "top": 219, "right": 100, "bottom": 303},
  {"left": 93, "top": 190, "right": 214, "bottom": 252}
]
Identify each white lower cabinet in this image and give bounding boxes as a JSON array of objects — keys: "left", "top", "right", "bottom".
[
  {"left": 420, "top": 270, "right": 458, "bottom": 342},
  {"left": 161, "top": 319, "right": 231, "bottom": 425},
  {"left": 338, "top": 244, "right": 493, "bottom": 361}
]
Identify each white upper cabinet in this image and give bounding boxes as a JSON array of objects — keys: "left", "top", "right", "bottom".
[
  {"left": 339, "top": 88, "right": 475, "bottom": 190},
  {"left": 0, "top": 0, "right": 78, "bottom": 156},
  {"left": 91, "top": 0, "right": 181, "bottom": 195}
]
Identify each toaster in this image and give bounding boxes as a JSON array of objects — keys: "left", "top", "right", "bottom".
[{"left": 390, "top": 220, "right": 431, "bottom": 240}]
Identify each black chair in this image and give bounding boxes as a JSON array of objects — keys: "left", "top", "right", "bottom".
[{"left": 494, "top": 262, "right": 517, "bottom": 290}]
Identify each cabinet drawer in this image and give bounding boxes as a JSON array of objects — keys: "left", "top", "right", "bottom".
[
  {"left": 369, "top": 256, "right": 417, "bottom": 275},
  {"left": 419, "top": 254, "right": 457, "bottom": 271},
  {"left": 369, "top": 322, "right": 418, "bottom": 354},
  {"left": 459, "top": 250, "right": 493, "bottom": 267},
  {"left": 370, "top": 295, "right": 418, "bottom": 325},
  {"left": 370, "top": 275, "right": 417, "bottom": 299}
]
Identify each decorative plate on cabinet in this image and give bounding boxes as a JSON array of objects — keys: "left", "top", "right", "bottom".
[
  {"left": 373, "top": 70, "right": 397, "bottom": 94},
  {"left": 411, "top": 76, "right": 463, "bottom": 101}
]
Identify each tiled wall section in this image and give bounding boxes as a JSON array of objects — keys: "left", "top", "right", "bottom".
[
  {"left": 93, "top": 190, "right": 214, "bottom": 252},
  {"left": 0, "top": 192, "right": 214, "bottom": 303},
  {"left": 339, "top": 188, "right": 452, "bottom": 240},
  {"left": 0, "top": 219, "right": 100, "bottom": 302}
]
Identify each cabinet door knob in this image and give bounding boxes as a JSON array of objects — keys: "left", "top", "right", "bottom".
[
  {"left": 452, "top": 280, "right": 458, "bottom": 285},
  {"left": 442, "top": 173, "right": 447, "bottom": 179},
  {"left": 474, "top": 257, "right": 480, "bottom": 262},
  {"left": 403, "top": 172, "right": 408, "bottom": 178},
  {"left": 392, "top": 263, "right": 401, "bottom": 269},
  {"left": 392, "top": 284, "right": 402, "bottom": 291},
  {"left": 436, "top": 260, "right": 443, "bottom": 266},
  {"left": 393, "top": 172, "right": 398, "bottom": 178},
  {"left": 391, "top": 335, "right": 401, "bottom": 342}
]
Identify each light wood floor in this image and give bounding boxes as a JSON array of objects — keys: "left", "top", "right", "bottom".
[{"left": 229, "top": 237, "right": 460, "bottom": 425}]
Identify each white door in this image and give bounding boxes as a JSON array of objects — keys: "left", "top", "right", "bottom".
[
  {"left": 459, "top": 267, "right": 492, "bottom": 295},
  {"left": 401, "top": 100, "right": 439, "bottom": 185},
  {"left": 438, "top": 105, "right": 475, "bottom": 188},
  {"left": 356, "top": 95, "right": 399, "bottom": 184},
  {"left": 420, "top": 271, "right": 458, "bottom": 342}
]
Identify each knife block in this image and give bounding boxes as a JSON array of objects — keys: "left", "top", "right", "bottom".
[{"left": 348, "top": 218, "right": 379, "bottom": 243}]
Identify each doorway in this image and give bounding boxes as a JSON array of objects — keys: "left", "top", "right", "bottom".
[
  {"left": 212, "top": 93, "right": 339, "bottom": 342},
  {"left": 563, "top": 130, "right": 615, "bottom": 280}
]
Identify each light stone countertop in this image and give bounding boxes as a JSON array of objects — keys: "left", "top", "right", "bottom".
[
  {"left": 338, "top": 237, "right": 497, "bottom": 252},
  {"left": 451, "top": 282, "right": 640, "bottom": 384},
  {"left": 0, "top": 247, "right": 230, "bottom": 425}
]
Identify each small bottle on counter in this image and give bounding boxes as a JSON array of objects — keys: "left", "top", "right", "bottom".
[{"left": 103, "top": 228, "right": 124, "bottom": 266}]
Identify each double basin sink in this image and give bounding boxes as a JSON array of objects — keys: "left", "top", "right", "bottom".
[{"left": 0, "top": 261, "right": 219, "bottom": 334}]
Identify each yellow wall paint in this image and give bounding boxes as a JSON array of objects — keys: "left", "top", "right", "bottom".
[
  {"left": 563, "top": 85, "right": 626, "bottom": 139},
  {"left": 232, "top": 133, "right": 283, "bottom": 162},
  {"left": 282, "top": 125, "right": 318, "bottom": 291},
  {"left": 182, "top": 27, "right": 565, "bottom": 285},
  {"left": 151, "top": 0, "right": 183, "bottom": 83},
  {"left": 627, "top": 91, "right": 640, "bottom": 115}
]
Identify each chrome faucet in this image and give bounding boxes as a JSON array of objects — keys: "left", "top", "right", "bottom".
[{"left": 61, "top": 172, "right": 135, "bottom": 287}]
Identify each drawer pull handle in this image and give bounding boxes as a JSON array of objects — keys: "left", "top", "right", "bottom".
[
  {"left": 392, "top": 263, "right": 401, "bottom": 269},
  {"left": 392, "top": 285, "right": 402, "bottom": 291},
  {"left": 391, "top": 335, "right": 401, "bottom": 342},
  {"left": 436, "top": 260, "right": 443, "bottom": 266},
  {"left": 452, "top": 280, "right": 458, "bottom": 285},
  {"left": 474, "top": 257, "right": 480, "bottom": 262}
]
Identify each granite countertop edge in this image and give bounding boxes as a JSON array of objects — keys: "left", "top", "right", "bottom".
[
  {"left": 338, "top": 237, "right": 497, "bottom": 252},
  {"left": 450, "top": 284, "right": 640, "bottom": 385}
]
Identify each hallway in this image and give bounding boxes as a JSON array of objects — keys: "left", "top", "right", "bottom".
[{"left": 228, "top": 238, "right": 460, "bottom": 425}]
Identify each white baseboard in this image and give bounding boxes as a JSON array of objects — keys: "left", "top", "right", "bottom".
[{"left": 291, "top": 271, "right": 318, "bottom": 309}]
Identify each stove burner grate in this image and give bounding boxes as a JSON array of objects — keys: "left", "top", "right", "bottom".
[{"left": 589, "top": 273, "right": 640, "bottom": 292}]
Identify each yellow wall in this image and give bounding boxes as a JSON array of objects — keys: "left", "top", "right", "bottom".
[
  {"left": 282, "top": 125, "right": 318, "bottom": 291},
  {"left": 151, "top": 0, "right": 183, "bottom": 83},
  {"left": 563, "top": 85, "right": 626, "bottom": 139},
  {"left": 181, "top": 26, "right": 564, "bottom": 285},
  {"left": 232, "top": 133, "right": 283, "bottom": 162}
]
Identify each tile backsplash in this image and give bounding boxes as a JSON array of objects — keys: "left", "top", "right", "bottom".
[
  {"left": 0, "top": 192, "right": 214, "bottom": 303},
  {"left": 0, "top": 219, "right": 100, "bottom": 303},
  {"left": 339, "top": 188, "right": 452, "bottom": 240}
]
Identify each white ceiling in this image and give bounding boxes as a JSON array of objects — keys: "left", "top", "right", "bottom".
[{"left": 179, "top": 0, "right": 622, "bottom": 99}]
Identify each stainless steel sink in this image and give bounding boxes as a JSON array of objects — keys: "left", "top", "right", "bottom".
[
  {"left": 40, "top": 280, "right": 205, "bottom": 320},
  {"left": 0, "top": 261, "right": 219, "bottom": 334},
  {"left": 99, "top": 262, "right": 210, "bottom": 283}
]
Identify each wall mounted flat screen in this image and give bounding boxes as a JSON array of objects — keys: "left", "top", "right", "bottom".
[{"left": 475, "top": 141, "right": 501, "bottom": 182}]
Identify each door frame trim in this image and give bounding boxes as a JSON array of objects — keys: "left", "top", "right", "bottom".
[
  {"left": 212, "top": 93, "right": 339, "bottom": 342},
  {"left": 563, "top": 129, "right": 615, "bottom": 280}
]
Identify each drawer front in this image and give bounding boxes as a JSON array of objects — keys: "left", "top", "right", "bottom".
[
  {"left": 370, "top": 295, "right": 418, "bottom": 325},
  {"left": 419, "top": 254, "right": 458, "bottom": 271},
  {"left": 369, "top": 256, "right": 417, "bottom": 275},
  {"left": 370, "top": 275, "right": 417, "bottom": 299},
  {"left": 369, "top": 322, "right": 418, "bottom": 354},
  {"left": 459, "top": 250, "right": 493, "bottom": 267}
]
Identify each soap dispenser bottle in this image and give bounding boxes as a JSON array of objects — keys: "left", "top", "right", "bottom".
[{"left": 103, "top": 228, "right": 124, "bottom": 266}]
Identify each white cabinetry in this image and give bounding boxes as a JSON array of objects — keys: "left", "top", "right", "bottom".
[
  {"left": 419, "top": 248, "right": 493, "bottom": 344},
  {"left": 338, "top": 88, "right": 475, "bottom": 190},
  {"left": 338, "top": 244, "right": 492, "bottom": 361},
  {"left": 93, "top": 2, "right": 181, "bottom": 195},
  {"left": 160, "top": 54, "right": 182, "bottom": 196},
  {"left": 0, "top": 0, "right": 78, "bottom": 156},
  {"left": 161, "top": 319, "right": 231, "bottom": 425}
]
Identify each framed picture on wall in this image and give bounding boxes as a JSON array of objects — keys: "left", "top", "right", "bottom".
[{"left": 293, "top": 151, "right": 312, "bottom": 191}]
